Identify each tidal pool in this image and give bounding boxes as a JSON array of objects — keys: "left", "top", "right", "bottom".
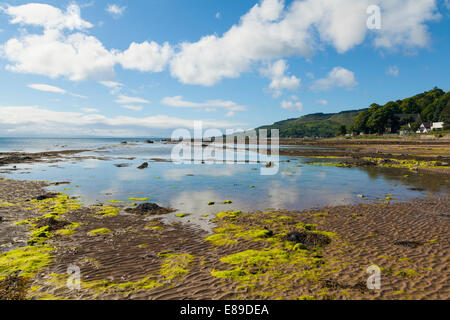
[{"left": 2, "top": 140, "right": 448, "bottom": 230}]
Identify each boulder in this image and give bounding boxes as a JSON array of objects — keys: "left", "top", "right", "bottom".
[
  {"left": 137, "top": 162, "right": 149, "bottom": 169},
  {"left": 35, "top": 217, "right": 70, "bottom": 231},
  {"left": 285, "top": 231, "right": 331, "bottom": 248},
  {"left": 125, "top": 203, "right": 174, "bottom": 215},
  {"left": 114, "top": 163, "right": 130, "bottom": 168},
  {"left": 36, "top": 193, "right": 59, "bottom": 201}
]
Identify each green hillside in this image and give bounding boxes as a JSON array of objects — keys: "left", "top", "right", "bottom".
[
  {"left": 258, "top": 109, "right": 364, "bottom": 138},
  {"left": 258, "top": 88, "right": 449, "bottom": 138}
]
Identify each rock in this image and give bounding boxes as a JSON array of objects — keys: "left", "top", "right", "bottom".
[
  {"left": 121, "top": 141, "right": 128, "bottom": 144},
  {"left": 264, "top": 227, "right": 274, "bottom": 237},
  {"left": 52, "top": 181, "right": 71, "bottom": 186},
  {"left": 35, "top": 217, "right": 70, "bottom": 231},
  {"left": 0, "top": 217, "right": 3, "bottom": 223},
  {"left": 36, "top": 193, "right": 59, "bottom": 201},
  {"left": 114, "top": 163, "right": 130, "bottom": 168},
  {"left": 393, "top": 241, "right": 422, "bottom": 248},
  {"left": 357, "top": 194, "right": 365, "bottom": 199},
  {"left": 0, "top": 274, "right": 29, "bottom": 300},
  {"left": 145, "top": 140, "right": 154, "bottom": 144},
  {"left": 125, "top": 203, "right": 174, "bottom": 215},
  {"left": 285, "top": 231, "right": 331, "bottom": 248},
  {"left": 137, "top": 162, "right": 149, "bottom": 170}
]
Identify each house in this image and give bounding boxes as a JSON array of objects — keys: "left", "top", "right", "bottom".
[
  {"left": 416, "top": 122, "right": 432, "bottom": 134},
  {"left": 431, "top": 122, "right": 444, "bottom": 131},
  {"left": 416, "top": 122, "right": 444, "bottom": 134}
]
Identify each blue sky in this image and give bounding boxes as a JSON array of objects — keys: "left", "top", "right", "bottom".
[{"left": 0, "top": 0, "right": 449, "bottom": 137}]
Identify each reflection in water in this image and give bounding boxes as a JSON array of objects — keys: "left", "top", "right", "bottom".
[{"left": 2, "top": 141, "right": 449, "bottom": 230}]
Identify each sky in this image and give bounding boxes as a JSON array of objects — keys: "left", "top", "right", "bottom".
[{"left": 0, "top": 0, "right": 449, "bottom": 137}]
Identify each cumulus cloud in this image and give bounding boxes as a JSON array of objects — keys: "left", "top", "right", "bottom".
[
  {"left": 310, "top": 67, "right": 357, "bottom": 91},
  {"left": 0, "top": 4, "right": 172, "bottom": 81},
  {"left": 281, "top": 99, "right": 303, "bottom": 112},
  {"left": 117, "top": 41, "right": 173, "bottom": 72},
  {"left": 260, "top": 60, "right": 301, "bottom": 97},
  {"left": 0, "top": 1, "right": 441, "bottom": 86},
  {"left": 386, "top": 65, "right": 399, "bottom": 77},
  {"left": 170, "top": 0, "right": 440, "bottom": 86},
  {"left": 161, "top": 96, "right": 247, "bottom": 114},
  {"left": 2, "top": 3, "right": 93, "bottom": 30},
  {"left": 115, "top": 95, "right": 150, "bottom": 104},
  {"left": 2, "top": 29, "right": 117, "bottom": 81},
  {"left": 106, "top": 4, "right": 126, "bottom": 18}
]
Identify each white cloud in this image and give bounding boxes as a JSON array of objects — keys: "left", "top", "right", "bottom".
[
  {"left": 28, "top": 83, "right": 86, "bottom": 99},
  {"left": 170, "top": 0, "right": 440, "bottom": 86},
  {"left": 2, "top": 3, "right": 93, "bottom": 30},
  {"left": 0, "top": 106, "right": 246, "bottom": 136},
  {"left": 81, "top": 108, "right": 99, "bottom": 113},
  {"left": 0, "top": 1, "right": 441, "bottom": 86},
  {"left": 2, "top": 29, "right": 117, "bottom": 81},
  {"left": 99, "top": 81, "right": 123, "bottom": 88},
  {"left": 215, "top": 12, "right": 221, "bottom": 19},
  {"left": 310, "top": 67, "right": 357, "bottom": 91},
  {"left": 281, "top": 99, "right": 303, "bottom": 112},
  {"left": 69, "top": 93, "right": 88, "bottom": 99},
  {"left": 106, "top": 4, "right": 126, "bottom": 18},
  {"left": 315, "top": 99, "right": 328, "bottom": 106},
  {"left": 260, "top": 60, "right": 301, "bottom": 97},
  {"left": 121, "top": 105, "right": 143, "bottom": 111},
  {"left": 28, "top": 83, "right": 66, "bottom": 94},
  {"left": 115, "top": 95, "right": 150, "bottom": 104},
  {"left": 386, "top": 65, "right": 399, "bottom": 77},
  {"left": 99, "top": 80, "right": 123, "bottom": 95},
  {"left": 1, "top": 4, "right": 172, "bottom": 81},
  {"left": 373, "top": 1, "right": 440, "bottom": 49},
  {"left": 117, "top": 41, "right": 173, "bottom": 72},
  {"left": 161, "top": 96, "right": 247, "bottom": 113}
]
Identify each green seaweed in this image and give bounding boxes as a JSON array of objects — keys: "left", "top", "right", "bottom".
[
  {"left": 0, "top": 245, "right": 54, "bottom": 280},
  {"left": 160, "top": 254, "right": 194, "bottom": 280},
  {"left": 88, "top": 228, "right": 111, "bottom": 236}
]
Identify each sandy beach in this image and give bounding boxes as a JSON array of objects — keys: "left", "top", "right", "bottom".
[{"left": 0, "top": 167, "right": 448, "bottom": 300}]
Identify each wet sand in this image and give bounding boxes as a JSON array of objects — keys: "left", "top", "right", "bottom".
[{"left": 0, "top": 177, "right": 448, "bottom": 300}]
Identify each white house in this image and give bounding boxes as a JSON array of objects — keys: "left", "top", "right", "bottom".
[
  {"left": 431, "top": 122, "right": 444, "bottom": 131},
  {"left": 416, "top": 122, "right": 432, "bottom": 134},
  {"left": 416, "top": 122, "right": 444, "bottom": 133}
]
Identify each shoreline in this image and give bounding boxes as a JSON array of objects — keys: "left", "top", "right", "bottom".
[
  {"left": 1, "top": 138, "right": 449, "bottom": 175},
  {"left": 0, "top": 177, "right": 448, "bottom": 300}
]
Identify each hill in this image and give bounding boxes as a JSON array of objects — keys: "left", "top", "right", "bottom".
[
  {"left": 257, "top": 109, "right": 364, "bottom": 138},
  {"left": 257, "top": 88, "right": 449, "bottom": 138}
]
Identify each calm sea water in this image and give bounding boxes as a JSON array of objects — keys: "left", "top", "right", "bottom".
[{"left": 1, "top": 138, "right": 448, "bottom": 230}]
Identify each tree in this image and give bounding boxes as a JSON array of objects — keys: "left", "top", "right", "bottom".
[
  {"left": 353, "top": 110, "right": 371, "bottom": 133},
  {"left": 337, "top": 125, "right": 347, "bottom": 136}
]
